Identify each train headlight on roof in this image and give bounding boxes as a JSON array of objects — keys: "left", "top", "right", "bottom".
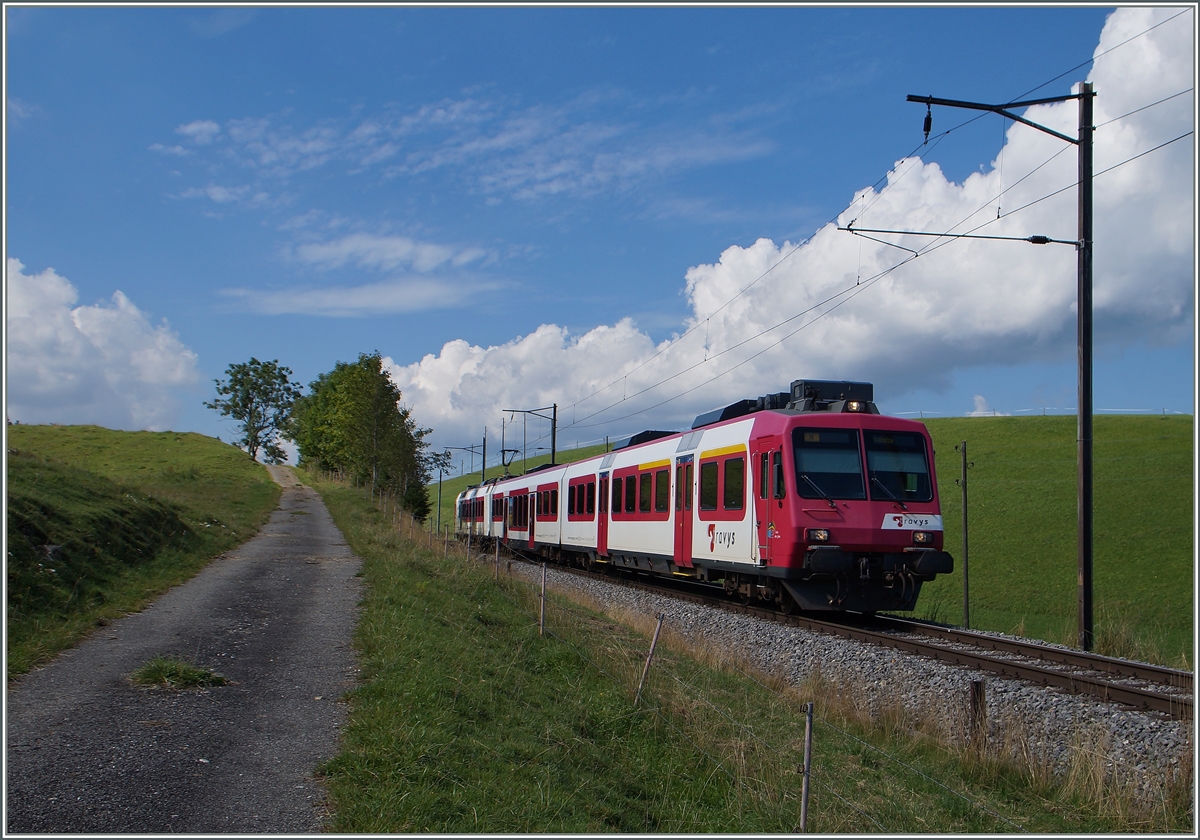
[
  {"left": 806, "top": 528, "right": 830, "bottom": 543},
  {"left": 846, "top": 401, "right": 865, "bottom": 412},
  {"left": 912, "top": 531, "right": 935, "bottom": 545}
]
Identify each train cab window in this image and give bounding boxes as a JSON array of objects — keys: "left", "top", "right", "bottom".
[
  {"left": 865, "top": 431, "right": 933, "bottom": 503},
  {"left": 724, "top": 458, "right": 744, "bottom": 510},
  {"left": 699, "top": 462, "right": 719, "bottom": 510},
  {"left": 612, "top": 477, "right": 622, "bottom": 514},
  {"left": 792, "top": 428, "right": 866, "bottom": 500},
  {"left": 654, "top": 469, "right": 670, "bottom": 512},
  {"left": 639, "top": 473, "right": 652, "bottom": 512}
]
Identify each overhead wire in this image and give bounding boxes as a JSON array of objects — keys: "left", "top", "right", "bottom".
[{"left": 484, "top": 12, "right": 1192, "bottom": 458}]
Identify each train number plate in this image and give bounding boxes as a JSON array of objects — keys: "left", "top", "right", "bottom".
[{"left": 881, "top": 514, "right": 943, "bottom": 530}]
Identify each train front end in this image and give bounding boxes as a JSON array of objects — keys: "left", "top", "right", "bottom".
[{"left": 749, "top": 381, "right": 954, "bottom": 613}]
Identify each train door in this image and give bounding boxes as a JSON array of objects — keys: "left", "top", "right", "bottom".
[
  {"left": 673, "top": 455, "right": 695, "bottom": 567},
  {"left": 528, "top": 491, "right": 537, "bottom": 550},
  {"left": 597, "top": 472, "right": 609, "bottom": 557},
  {"left": 751, "top": 436, "right": 784, "bottom": 565}
]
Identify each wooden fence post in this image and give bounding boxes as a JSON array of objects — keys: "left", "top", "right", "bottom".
[
  {"left": 634, "top": 614, "right": 665, "bottom": 706},
  {"left": 800, "top": 701, "right": 814, "bottom": 832}
]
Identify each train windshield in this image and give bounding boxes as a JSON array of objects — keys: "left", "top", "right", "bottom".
[
  {"left": 792, "top": 428, "right": 866, "bottom": 500},
  {"left": 864, "top": 430, "right": 933, "bottom": 503}
]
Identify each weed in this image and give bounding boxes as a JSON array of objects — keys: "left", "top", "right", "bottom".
[{"left": 129, "top": 656, "right": 228, "bottom": 689}]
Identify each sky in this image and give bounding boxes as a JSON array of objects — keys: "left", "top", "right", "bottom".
[{"left": 4, "top": 5, "right": 1195, "bottom": 473}]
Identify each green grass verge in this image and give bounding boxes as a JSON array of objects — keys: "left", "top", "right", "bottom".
[
  {"left": 6, "top": 424, "right": 280, "bottom": 677},
  {"left": 316, "top": 473, "right": 1191, "bottom": 833},
  {"left": 429, "top": 417, "right": 1193, "bottom": 665}
]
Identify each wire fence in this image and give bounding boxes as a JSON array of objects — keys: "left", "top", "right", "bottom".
[
  {"left": 344, "top": 497, "right": 1031, "bottom": 832},
  {"left": 327, "top": 470, "right": 1187, "bottom": 833}
]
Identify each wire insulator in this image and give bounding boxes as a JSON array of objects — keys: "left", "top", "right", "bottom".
[{"left": 922, "top": 105, "right": 932, "bottom": 144}]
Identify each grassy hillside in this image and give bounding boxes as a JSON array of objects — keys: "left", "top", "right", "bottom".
[
  {"left": 922, "top": 415, "right": 1193, "bottom": 666},
  {"left": 5, "top": 424, "right": 280, "bottom": 676},
  {"left": 428, "top": 416, "right": 1193, "bottom": 664}
]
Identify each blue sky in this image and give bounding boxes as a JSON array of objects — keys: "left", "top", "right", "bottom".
[{"left": 5, "top": 5, "right": 1195, "bottom": 467}]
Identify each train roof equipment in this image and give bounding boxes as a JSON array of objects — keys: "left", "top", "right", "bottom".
[{"left": 691, "top": 379, "right": 879, "bottom": 430}]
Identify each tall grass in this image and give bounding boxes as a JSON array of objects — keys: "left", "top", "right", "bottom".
[{"left": 318, "top": 472, "right": 1193, "bottom": 833}]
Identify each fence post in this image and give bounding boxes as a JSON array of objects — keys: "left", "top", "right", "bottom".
[
  {"left": 634, "top": 614, "right": 665, "bottom": 707},
  {"left": 800, "top": 701, "right": 814, "bottom": 832},
  {"left": 969, "top": 680, "right": 987, "bottom": 750},
  {"left": 539, "top": 564, "right": 547, "bottom": 635}
]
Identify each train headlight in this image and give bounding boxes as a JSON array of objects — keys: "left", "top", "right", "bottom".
[
  {"left": 846, "top": 401, "right": 865, "bottom": 412},
  {"left": 912, "top": 531, "right": 934, "bottom": 545},
  {"left": 806, "top": 528, "right": 830, "bottom": 543}
]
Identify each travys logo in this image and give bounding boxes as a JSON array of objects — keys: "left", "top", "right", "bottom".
[
  {"left": 880, "top": 513, "right": 943, "bottom": 530},
  {"left": 707, "top": 523, "right": 736, "bottom": 550}
]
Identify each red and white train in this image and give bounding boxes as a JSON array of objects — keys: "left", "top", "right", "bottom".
[{"left": 455, "top": 380, "right": 953, "bottom": 614}]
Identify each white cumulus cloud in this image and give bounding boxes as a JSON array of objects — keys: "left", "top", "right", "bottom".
[
  {"left": 386, "top": 7, "right": 1193, "bottom": 450},
  {"left": 5, "top": 258, "right": 200, "bottom": 430}
]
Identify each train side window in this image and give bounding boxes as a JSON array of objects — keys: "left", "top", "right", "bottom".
[
  {"left": 655, "top": 469, "right": 670, "bottom": 512},
  {"left": 699, "top": 462, "right": 718, "bottom": 510},
  {"left": 551, "top": 489, "right": 558, "bottom": 516},
  {"left": 639, "top": 473, "right": 652, "bottom": 513},
  {"left": 587, "top": 481, "right": 595, "bottom": 514},
  {"left": 772, "top": 451, "right": 786, "bottom": 499},
  {"left": 760, "top": 453, "right": 769, "bottom": 499},
  {"left": 568, "top": 486, "right": 577, "bottom": 515},
  {"left": 625, "top": 476, "right": 637, "bottom": 513},
  {"left": 612, "top": 477, "right": 623, "bottom": 514},
  {"left": 724, "top": 458, "right": 744, "bottom": 510}
]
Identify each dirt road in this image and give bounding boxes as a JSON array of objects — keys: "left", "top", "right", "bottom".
[{"left": 5, "top": 466, "right": 362, "bottom": 833}]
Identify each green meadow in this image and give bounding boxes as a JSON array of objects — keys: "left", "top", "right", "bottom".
[
  {"left": 5, "top": 424, "right": 279, "bottom": 677},
  {"left": 922, "top": 414, "right": 1193, "bottom": 666},
  {"left": 429, "top": 415, "right": 1193, "bottom": 665}
]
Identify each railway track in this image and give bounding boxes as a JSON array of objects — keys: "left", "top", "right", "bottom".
[{"left": 496, "top": 546, "right": 1193, "bottom": 721}]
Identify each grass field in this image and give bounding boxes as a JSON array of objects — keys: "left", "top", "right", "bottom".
[
  {"left": 317, "top": 472, "right": 1191, "bottom": 832},
  {"left": 427, "top": 416, "right": 1193, "bottom": 665},
  {"left": 922, "top": 415, "right": 1193, "bottom": 666},
  {"left": 5, "top": 424, "right": 280, "bottom": 677}
]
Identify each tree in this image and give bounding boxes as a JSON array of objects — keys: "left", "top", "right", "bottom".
[
  {"left": 204, "top": 358, "right": 301, "bottom": 464},
  {"left": 289, "top": 352, "right": 436, "bottom": 519}
]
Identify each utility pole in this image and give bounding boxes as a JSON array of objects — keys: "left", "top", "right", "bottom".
[
  {"left": 908, "top": 83, "right": 1096, "bottom": 649},
  {"left": 503, "top": 404, "right": 558, "bottom": 466}
]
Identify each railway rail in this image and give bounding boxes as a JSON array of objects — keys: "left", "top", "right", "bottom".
[{"left": 490, "top": 543, "right": 1193, "bottom": 721}]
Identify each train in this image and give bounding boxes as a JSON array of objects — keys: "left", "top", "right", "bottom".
[{"left": 454, "top": 379, "right": 953, "bottom": 614}]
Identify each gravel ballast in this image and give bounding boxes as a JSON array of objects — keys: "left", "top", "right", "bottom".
[
  {"left": 5, "top": 466, "right": 362, "bottom": 834},
  {"left": 512, "top": 559, "right": 1192, "bottom": 803}
]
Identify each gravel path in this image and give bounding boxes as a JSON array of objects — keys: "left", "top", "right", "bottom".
[{"left": 5, "top": 466, "right": 362, "bottom": 834}]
